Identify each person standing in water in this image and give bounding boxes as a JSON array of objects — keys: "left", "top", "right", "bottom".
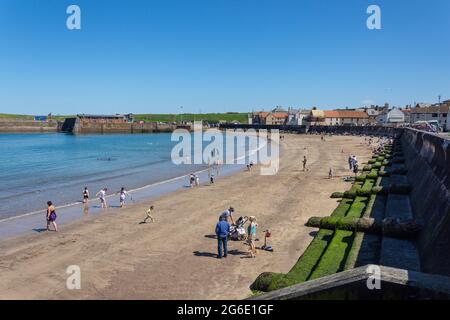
[
  {"left": 46, "top": 201, "right": 58, "bottom": 232},
  {"left": 189, "top": 174, "right": 195, "bottom": 188},
  {"left": 82, "top": 187, "right": 89, "bottom": 205},
  {"left": 118, "top": 187, "right": 129, "bottom": 208},
  {"left": 195, "top": 175, "right": 200, "bottom": 187},
  {"left": 96, "top": 188, "right": 108, "bottom": 209}
]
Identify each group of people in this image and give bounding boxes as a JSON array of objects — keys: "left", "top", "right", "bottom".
[
  {"left": 82, "top": 186, "right": 131, "bottom": 209},
  {"left": 45, "top": 186, "right": 132, "bottom": 232},
  {"left": 215, "top": 207, "right": 258, "bottom": 259},
  {"left": 373, "top": 137, "right": 392, "bottom": 154}
]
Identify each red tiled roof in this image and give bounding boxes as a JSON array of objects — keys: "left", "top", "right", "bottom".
[
  {"left": 410, "top": 105, "right": 449, "bottom": 114},
  {"left": 323, "top": 110, "right": 340, "bottom": 118},
  {"left": 270, "top": 112, "right": 288, "bottom": 119},
  {"left": 257, "top": 112, "right": 270, "bottom": 119},
  {"left": 323, "top": 110, "right": 368, "bottom": 119}
]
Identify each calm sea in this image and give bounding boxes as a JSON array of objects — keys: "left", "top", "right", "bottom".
[{"left": 0, "top": 133, "right": 253, "bottom": 219}]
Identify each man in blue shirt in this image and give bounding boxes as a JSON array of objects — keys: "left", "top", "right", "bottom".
[{"left": 215, "top": 217, "right": 230, "bottom": 259}]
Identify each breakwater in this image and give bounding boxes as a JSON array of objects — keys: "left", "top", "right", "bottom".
[
  {"left": 0, "top": 118, "right": 178, "bottom": 134},
  {"left": 0, "top": 119, "right": 60, "bottom": 133},
  {"left": 64, "top": 118, "right": 177, "bottom": 134}
]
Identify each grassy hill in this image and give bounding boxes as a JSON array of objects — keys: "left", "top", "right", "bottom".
[
  {"left": 0, "top": 113, "right": 34, "bottom": 120},
  {"left": 0, "top": 112, "right": 249, "bottom": 123}
]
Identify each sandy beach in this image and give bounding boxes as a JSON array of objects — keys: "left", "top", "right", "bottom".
[{"left": 0, "top": 134, "right": 372, "bottom": 300}]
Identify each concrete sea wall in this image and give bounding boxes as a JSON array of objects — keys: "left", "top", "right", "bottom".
[
  {"left": 308, "top": 126, "right": 450, "bottom": 277},
  {"left": 68, "top": 119, "right": 177, "bottom": 134},
  {"left": 400, "top": 129, "right": 450, "bottom": 277},
  {"left": 0, "top": 118, "right": 178, "bottom": 134},
  {"left": 0, "top": 119, "right": 60, "bottom": 133}
]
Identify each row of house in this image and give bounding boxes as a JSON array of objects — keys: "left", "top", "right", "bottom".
[
  {"left": 370, "top": 102, "right": 450, "bottom": 131},
  {"left": 250, "top": 107, "right": 371, "bottom": 127},
  {"left": 249, "top": 100, "right": 450, "bottom": 132}
]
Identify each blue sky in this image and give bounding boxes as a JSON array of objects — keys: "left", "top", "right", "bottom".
[{"left": 1, "top": 0, "right": 449, "bottom": 115}]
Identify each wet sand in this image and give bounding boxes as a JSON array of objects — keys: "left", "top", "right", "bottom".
[{"left": 0, "top": 134, "right": 372, "bottom": 300}]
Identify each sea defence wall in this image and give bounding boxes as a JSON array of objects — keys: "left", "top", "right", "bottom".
[
  {"left": 63, "top": 118, "right": 177, "bottom": 134},
  {"left": 220, "top": 123, "right": 307, "bottom": 133},
  {"left": 308, "top": 127, "right": 450, "bottom": 277},
  {"left": 0, "top": 119, "right": 60, "bottom": 133},
  {"left": 307, "top": 125, "right": 400, "bottom": 136},
  {"left": 219, "top": 124, "right": 400, "bottom": 136},
  {"left": 400, "top": 129, "right": 450, "bottom": 277},
  {"left": 251, "top": 126, "right": 449, "bottom": 300}
]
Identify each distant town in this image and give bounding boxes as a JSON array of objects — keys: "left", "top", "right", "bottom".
[
  {"left": 1, "top": 99, "right": 449, "bottom": 134},
  {"left": 249, "top": 100, "right": 450, "bottom": 133}
]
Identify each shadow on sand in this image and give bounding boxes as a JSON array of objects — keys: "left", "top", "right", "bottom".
[{"left": 193, "top": 249, "right": 248, "bottom": 259}]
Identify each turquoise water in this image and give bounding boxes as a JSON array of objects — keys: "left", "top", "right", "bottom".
[{"left": 0, "top": 133, "right": 217, "bottom": 219}]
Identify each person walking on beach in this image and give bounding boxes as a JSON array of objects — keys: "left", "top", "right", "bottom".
[
  {"left": 302, "top": 155, "right": 307, "bottom": 172},
  {"left": 329, "top": 167, "right": 334, "bottom": 179},
  {"left": 247, "top": 216, "right": 258, "bottom": 258},
  {"left": 215, "top": 216, "right": 230, "bottom": 259},
  {"left": 142, "top": 205, "right": 155, "bottom": 223},
  {"left": 46, "top": 201, "right": 58, "bottom": 232},
  {"left": 353, "top": 162, "right": 359, "bottom": 177},
  {"left": 348, "top": 155, "right": 353, "bottom": 171},
  {"left": 118, "top": 187, "right": 129, "bottom": 208},
  {"left": 82, "top": 187, "right": 89, "bottom": 205},
  {"left": 195, "top": 175, "right": 200, "bottom": 187},
  {"left": 220, "top": 207, "right": 236, "bottom": 225},
  {"left": 189, "top": 174, "right": 195, "bottom": 188},
  {"left": 96, "top": 188, "right": 108, "bottom": 209}
]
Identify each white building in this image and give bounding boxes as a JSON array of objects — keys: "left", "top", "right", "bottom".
[
  {"left": 447, "top": 110, "right": 450, "bottom": 132},
  {"left": 287, "top": 108, "right": 309, "bottom": 126},
  {"left": 376, "top": 108, "right": 405, "bottom": 125},
  {"left": 411, "top": 101, "right": 450, "bottom": 131}
]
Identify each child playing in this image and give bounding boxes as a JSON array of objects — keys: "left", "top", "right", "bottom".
[
  {"left": 143, "top": 206, "right": 155, "bottom": 223},
  {"left": 119, "top": 187, "right": 129, "bottom": 208},
  {"left": 247, "top": 216, "right": 258, "bottom": 258}
]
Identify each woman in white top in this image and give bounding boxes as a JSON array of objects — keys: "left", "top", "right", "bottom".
[{"left": 96, "top": 188, "right": 108, "bottom": 209}]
